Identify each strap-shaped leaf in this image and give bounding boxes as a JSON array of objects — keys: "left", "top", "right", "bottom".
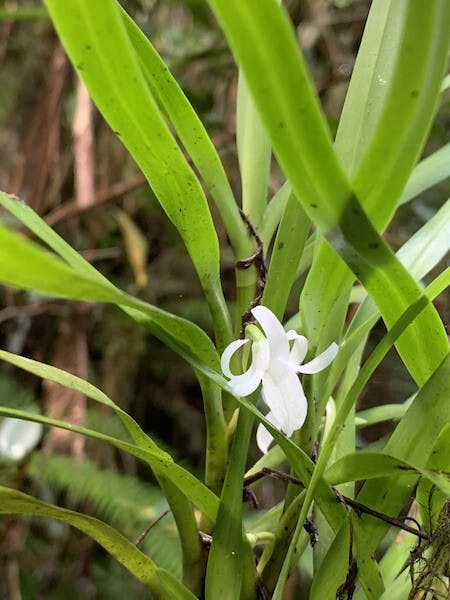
[
  {"left": 206, "top": 0, "right": 449, "bottom": 386},
  {"left": 337, "top": 1, "right": 450, "bottom": 226},
  {"left": 304, "top": 0, "right": 450, "bottom": 407},
  {"left": 400, "top": 143, "right": 450, "bottom": 205},
  {"left": 0, "top": 349, "right": 162, "bottom": 454},
  {"left": 302, "top": 0, "right": 450, "bottom": 397},
  {"left": 0, "top": 347, "right": 208, "bottom": 591},
  {"left": 325, "top": 452, "right": 450, "bottom": 496},
  {"left": 262, "top": 191, "right": 310, "bottom": 319},
  {"left": 43, "top": 0, "right": 231, "bottom": 347},
  {"left": 0, "top": 211, "right": 221, "bottom": 377},
  {"left": 119, "top": 9, "right": 252, "bottom": 263},
  {"left": 326, "top": 199, "right": 450, "bottom": 400},
  {"left": 0, "top": 221, "right": 124, "bottom": 303},
  {"left": 237, "top": 74, "right": 271, "bottom": 229},
  {"left": 309, "top": 520, "right": 351, "bottom": 600},
  {"left": 205, "top": 409, "right": 255, "bottom": 600},
  {"left": 0, "top": 487, "right": 196, "bottom": 600},
  {"left": 0, "top": 406, "right": 219, "bottom": 522}
]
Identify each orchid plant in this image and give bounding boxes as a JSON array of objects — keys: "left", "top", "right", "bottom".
[{"left": 0, "top": 1, "right": 449, "bottom": 599}]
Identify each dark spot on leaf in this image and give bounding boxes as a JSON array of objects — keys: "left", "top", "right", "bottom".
[
  {"left": 310, "top": 203, "right": 318, "bottom": 208},
  {"left": 411, "top": 89, "right": 419, "bottom": 98},
  {"left": 84, "top": 44, "right": 91, "bottom": 51},
  {"left": 369, "top": 242, "right": 379, "bottom": 249},
  {"left": 277, "top": 242, "right": 284, "bottom": 250}
]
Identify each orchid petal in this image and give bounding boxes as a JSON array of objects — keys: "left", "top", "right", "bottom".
[
  {"left": 226, "top": 338, "right": 269, "bottom": 397},
  {"left": 220, "top": 338, "right": 249, "bottom": 379},
  {"left": 297, "top": 342, "right": 339, "bottom": 374},
  {"left": 251, "top": 305, "right": 290, "bottom": 360},
  {"left": 261, "top": 361, "right": 307, "bottom": 437},
  {"left": 289, "top": 334, "right": 308, "bottom": 366},
  {"left": 0, "top": 418, "right": 43, "bottom": 461},
  {"left": 256, "top": 411, "right": 281, "bottom": 454}
]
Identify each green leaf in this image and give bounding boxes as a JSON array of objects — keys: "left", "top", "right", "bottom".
[
  {"left": 309, "top": 520, "right": 350, "bottom": 600},
  {"left": 337, "top": 1, "right": 450, "bottom": 225},
  {"left": 378, "top": 530, "right": 416, "bottom": 590},
  {"left": 0, "top": 345, "right": 205, "bottom": 593},
  {"left": 0, "top": 192, "right": 112, "bottom": 284},
  {"left": 310, "top": 0, "right": 450, "bottom": 396},
  {"left": 205, "top": 409, "right": 255, "bottom": 600},
  {"left": 206, "top": 0, "right": 448, "bottom": 388},
  {"left": 235, "top": 396, "right": 346, "bottom": 533},
  {"left": 119, "top": 9, "right": 252, "bottom": 264},
  {"left": 325, "top": 452, "right": 450, "bottom": 497},
  {"left": 0, "top": 194, "right": 222, "bottom": 377},
  {"left": 301, "top": 0, "right": 450, "bottom": 406},
  {"left": 43, "top": 0, "right": 231, "bottom": 347},
  {"left": 260, "top": 182, "right": 291, "bottom": 249},
  {"left": 325, "top": 452, "right": 416, "bottom": 485},
  {"left": 378, "top": 572, "right": 411, "bottom": 600},
  {"left": 0, "top": 487, "right": 195, "bottom": 600},
  {"left": 237, "top": 73, "right": 271, "bottom": 229},
  {"left": 396, "top": 200, "right": 450, "bottom": 279},
  {"left": 0, "top": 405, "right": 219, "bottom": 522},
  {"left": 0, "top": 349, "right": 161, "bottom": 453},
  {"left": 26, "top": 452, "right": 182, "bottom": 577},
  {"left": 400, "top": 143, "right": 450, "bottom": 205},
  {"left": 0, "top": 221, "right": 124, "bottom": 304},
  {"left": 334, "top": 0, "right": 405, "bottom": 179},
  {"left": 262, "top": 191, "right": 310, "bottom": 320},
  {"left": 355, "top": 399, "right": 413, "bottom": 429},
  {"left": 352, "top": 516, "right": 386, "bottom": 599},
  {"left": 328, "top": 199, "right": 450, "bottom": 401}
]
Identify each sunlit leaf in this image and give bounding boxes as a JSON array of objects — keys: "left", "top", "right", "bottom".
[{"left": 43, "top": 0, "right": 231, "bottom": 347}]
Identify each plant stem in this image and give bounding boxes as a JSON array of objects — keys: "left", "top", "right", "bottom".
[
  {"left": 260, "top": 489, "right": 306, "bottom": 593},
  {"left": 197, "top": 374, "right": 228, "bottom": 499},
  {"left": 156, "top": 476, "right": 204, "bottom": 596},
  {"left": 205, "top": 404, "right": 257, "bottom": 600}
]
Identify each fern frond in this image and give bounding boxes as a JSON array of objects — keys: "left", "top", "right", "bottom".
[{"left": 26, "top": 452, "right": 181, "bottom": 577}]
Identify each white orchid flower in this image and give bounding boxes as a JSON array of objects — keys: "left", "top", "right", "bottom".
[
  {"left": 221, "top": 305, "right": 338, "bottom": 453},
  {"left": 0, "top": 417, "right": 43, "bottom": 461}
]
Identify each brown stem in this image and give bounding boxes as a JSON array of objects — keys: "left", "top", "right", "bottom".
[
  {"left": 134, "top": 509, "right": 171, "bottom": 547},
  {"left": 243, "top": 467, "right": 431, "bottom": 541}
]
